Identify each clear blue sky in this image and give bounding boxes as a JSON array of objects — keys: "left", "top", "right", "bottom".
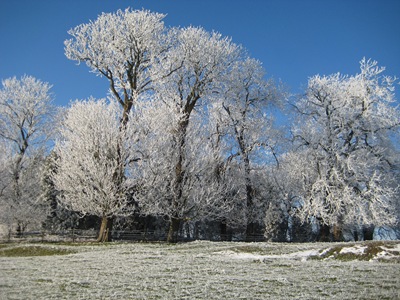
[{"left": 1, "top": 0, "right": 399, "bottom": 107}]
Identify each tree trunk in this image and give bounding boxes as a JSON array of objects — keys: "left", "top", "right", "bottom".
[
  {"left": 245, "top": 222, "right": 257, "bottom": 242},
  {"left": 244, "top": 174, "right": 260, "bottom": 241},
  {"left": 7, "top": 227, "right": 12, "bottom": 242},
  {"left": 168, "top": 117, "right": 189, "bottom": 244},
  {"left": 318, "top": 222, "right": 331, "bottom": 242},
  {"left": 242, "top": 153, "right": 257, "bottom": 242},
  {"left": 363, "top": 225, "right": 375, "bottom": 240},
  {"left": 167, "top": 217, "right": 181, "bottom": 243},
  {"left": 16, "top": 222, "right": 27, "bottom": 238},
  {"left": 16, "top": 223, "right": 23, "bottom": 238},
  {"left": 353, "top": 229, "right": 359, "bottom": 241},
  {"left": 220, "top": 220, "right": 232, "bottom": 241},
  {"left": 97, "top": 216, "right": 113, "bottom": 242},
  {"left": 332, "top": 223, "right": 343, "bottom": 242}
]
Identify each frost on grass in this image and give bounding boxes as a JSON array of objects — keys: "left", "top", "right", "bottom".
[{"left": 0, "top": 241, "right": 399, "bottom": 299}]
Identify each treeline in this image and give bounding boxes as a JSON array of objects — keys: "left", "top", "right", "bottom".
[{"left": 0, "top": 9, "right": 399, "bottom": 243}]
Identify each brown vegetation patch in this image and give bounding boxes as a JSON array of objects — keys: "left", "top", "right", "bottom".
[{"left": 312, "top": 241, "right": 400, "bottom": 262}]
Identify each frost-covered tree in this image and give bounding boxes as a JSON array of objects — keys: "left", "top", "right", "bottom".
[
  {"left": 0, "top": 76, "right": 54, "bottom": 235},
  {"left": 0, "top": 141, "right": 11, "bottom": 198},
  {"left": 41, "top": 150, "right": 79, "bottom": 232},
  {"left": 263, "top": 150, "right": 317, "bottom": 242},
  {"left": 64, "top": 9, "right": 168, "bottom": 240},
  {"left": 136, "top": 27, "right": 240, "bottom": 242},
  {"left": 52, "top": 99, "right": 136, "bottom": 242},
  {"left": 290, "top": 58, "right": 400, "bottom": 241},
  {"left": 210, "top": 57, "right": 281, "bottom": 240},
  {"left": 65, "top": 8, "right": 167, "bottom": 123},
  {"left": 136, "top": 100, "right": 232, "bottom": 241}
]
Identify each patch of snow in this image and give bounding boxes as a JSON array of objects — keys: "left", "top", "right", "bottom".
[
  {"left": 286, "top": 249, "right": 320, "bottom": 259},
  {"left": 339, "top": 246, "right": 367, "bottom": 255},
  {"left": 375, "top": 250, "right": 389, "bottom": 259}
]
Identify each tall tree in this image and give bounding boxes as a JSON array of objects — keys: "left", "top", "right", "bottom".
[
  {"left": 212, "top": 57, "right": 281, "bottom": 240},
  {"left": 0, "top": 75, "right": 54, "bottom": 235},
  {"left": 64, "top": 9, "right": 167, "bottom": 239},
  {"left": 52, "top": 99, "right": 136, "bottom": 242},
  {"left": 290, "top": 58, "right": 399, "bottom": 241},
  {"left": 137, "top": 27, "right": 240, "bottom": 242}
]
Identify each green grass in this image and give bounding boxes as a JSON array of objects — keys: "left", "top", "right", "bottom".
[{"left": 0, "top": 245, "right": 75, "bottom": 257}]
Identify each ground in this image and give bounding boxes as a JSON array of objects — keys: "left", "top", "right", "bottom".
[{"left": 0, "top": 241, "right": 399, "bottom": 299}]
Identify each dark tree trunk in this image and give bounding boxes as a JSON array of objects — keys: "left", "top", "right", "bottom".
[
  {"left": 168, "top": 116, "right": 190, "bottom": 244},
  {"left": 243, "top": 154, "right": 257, "bottom": 242},
  {"left": 167, "top": 217, "right": 181, "bottom": 243},
  {"left": 245, "top": 222, "right": 256, "bottom": 242},
  {"left": 97, "top": 216, "right": 113, "bottom": 242},
  {"left": 332, "top": 223, "right": 343, "bottom": 242},
  {"left": 220, "top": 220, "right": 232, "bottom": 241},
  {"left": 353, "top": 229, "right": 359, "bottom": 241},
  {"left": 363, "top": 225, "right": 375, "bottom": 240},
  {"left": 167, "top": 94, "right": 199, "bottom": 244},
  {"left": 16, "top": 224, "right": 22, "bottom": 238},
  {"left": 318, "top": 222, "right": 331, "bottom": 242}
]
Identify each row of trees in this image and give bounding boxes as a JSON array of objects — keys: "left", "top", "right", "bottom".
[
  {"left": 267, "top": 59, "right": 400, "bottom": 241},
  {"left": 1, "top": 9, "right": 399, "bottom": 242}
]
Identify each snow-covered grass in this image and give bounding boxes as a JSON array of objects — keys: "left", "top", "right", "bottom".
[{"left": 0, "top": 241, "right": 399, "bottom": 299}]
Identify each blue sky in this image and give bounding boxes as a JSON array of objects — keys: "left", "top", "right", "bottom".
[{"left": 1, "top": 0, "right": 399, "bottom": 107}]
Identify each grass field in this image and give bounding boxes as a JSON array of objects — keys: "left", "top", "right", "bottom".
[{"left": 0, "top": 241, "right": 399, "bottom": 299}]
